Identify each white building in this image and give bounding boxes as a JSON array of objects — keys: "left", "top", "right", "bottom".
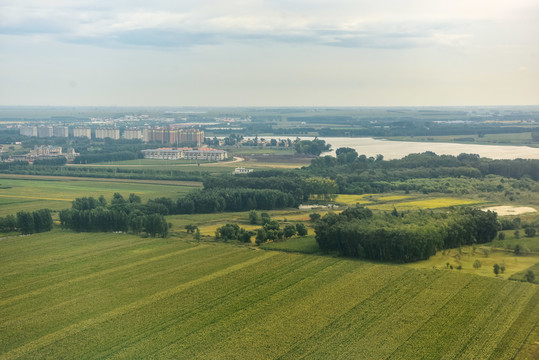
[
  {"left": 123, "top": 128, "right": 142, "bottom": 140},
  {"left": 38, "top": 126, "right": 53, "bottom": 138},
  {"left": 141, "top": 148, "right": 186, "bottom": 160},
  {"left": 74, "top": 127, "right": 91, "bottom": 139},
  {"left": 95, "top": 128, "right": 120, "bottom": 140},
  {"left": 141, "top": 147, "right": 227, "bottom": 161},
  {"left": 233, "top": 167, "right": 254, "bottom": 175},
  {"left": 184, "top": 148, "right": 227, "bottom": 161},
  {"left": 53, "top": 126, "right": 69, "bottom": 137},
  {"left": 20, "top": 126, "right": 37, "bottom": 137}
]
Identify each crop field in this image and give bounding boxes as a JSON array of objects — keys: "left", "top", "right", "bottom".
[
  {"left": 334, "top": 194, "right": 486, "bottom": 211},
  {"left": 369, "top": 197, "right": 485, "bottom": 211},
  {"left": 488, "top": 233, "right": 539, "bottom": 252},
  {"left": 510, "top": 263, "right": 539, "bottom": 284},
  {"left": 334, "top": 194, "right": 374, "bottom": 205},
  {"left": 0, "top": 177, "right": 197, "bottom": 216},
  {"left": 261, "top": 235, "right": 320, "bottom": 254},
  {"left": 1, "top": 230, "right": 538, "bottom": 359},
  {"left": 167, "top": 210, "right": 316, "bottom": 240},
  {"left": 407, "top": 245, "right": 539, "bottom": 279}
]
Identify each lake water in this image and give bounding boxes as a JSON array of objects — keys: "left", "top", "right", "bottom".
[{"left": 253, "top": 136, "right": 539, "bottom": 160}]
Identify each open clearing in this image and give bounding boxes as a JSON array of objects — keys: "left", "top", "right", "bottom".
[
  {"left": 0, "top": 231, "right": 537, "bottom": 359},
  {"left": 482, "top": 206, "right": 537, "bottom": 216},
  {"left": 334, "top": 194, "right": 486, "bottom": 210}
]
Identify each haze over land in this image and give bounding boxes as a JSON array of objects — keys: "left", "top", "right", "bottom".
[{"left": 1, "top": 0, "right": 538, "bottom": 107}]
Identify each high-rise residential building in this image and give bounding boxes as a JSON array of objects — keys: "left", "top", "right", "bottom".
[
  {"left": 20, "top": 126, "right": 38, "bottom": 137},
  {"left": 53, "top": 126, "right": 69, "bottom": 137},
  {"left": 74, "top": 127, "right": 91, "bottom": 139},
  {"left": 38, "top": 126, "right": 53, "bottom": 138},
  {"left": 95, "top": 128, "right": 120, "bottom": 140},
  {"left": 123, "top": 128, "right": 142, "bottom": 140},
  {"left": 142, "top": 127, "right": 203, "bottom": 146}
]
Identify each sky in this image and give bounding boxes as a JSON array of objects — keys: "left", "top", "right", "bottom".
[{"left": 0, "top": 0, "right": 538, "bottom": 107}]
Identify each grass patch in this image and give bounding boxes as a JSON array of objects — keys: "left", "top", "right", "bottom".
[
  {"left": 406, "top": 245, "right": 539, "bottom": 280},
  {"left": 260, "top": 236, "right": 320, "bottom": 254},
  {"left": 334, "top": 194, "right": 374, "bottom": 205},
  {"left": 509, "top": 263, "right": 539, "bottom": 284},
  {"left": 369, "top": 197, "right": 485, "bottom": 211}
]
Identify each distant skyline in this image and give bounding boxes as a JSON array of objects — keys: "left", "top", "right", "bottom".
[{"left": 1, "top": 0, "right": 538, "bottom": 107}]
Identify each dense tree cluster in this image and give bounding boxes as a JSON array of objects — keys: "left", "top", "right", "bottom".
[
  {"left": 176, "top": 188, "right": 297, "bottom": 214},
  {"left": 305, "top": 150, "right": 539, "bottom": 194},
  {"left": 15, "top": 209, "right": 53, "bottom": 235},
  {"left": 59, "top": 194, "right": 168, "bottom": 237},
  {"left": 73, "top": 151, "right": 138, "bottom": 164},
  {"left": 294, "top": 138, "right": 331, "bottom": 156},
  {"left": 0, "top": 214, "right": 17, "bottom": 232},
  {"left": 215, "top": 224, "right": 253, "bottom": 243},
  {"left": 203, "top": 173, "right": 337, "bottom": 203},
  {"left": 33, "top": 157, "right": 67, "bottom": 166},
  {"left": 314, "top": 205, "right": 498, "bottom": 263}
]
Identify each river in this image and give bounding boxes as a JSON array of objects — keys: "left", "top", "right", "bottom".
[{"left": 252, "top": 136, "right": 539, "bottom": 160}]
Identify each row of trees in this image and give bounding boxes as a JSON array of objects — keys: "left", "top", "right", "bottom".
[
  {"left": 175, "top": 188, "right": 298, "bottom": 214},
  {"left": 59, "top": 194, "right": 168, "bottom": 237},
  {"left": 73, "top": 151, "right": 139, "bottom": 164},
  {"left": 203, "top": 173, "right": 338, "bottom": 203},
  {"left": 315, "top": 206, "right": 498, "bottom": 263},
  {"left": 0, "top": 209, "right": 53, "bottom": 235}
]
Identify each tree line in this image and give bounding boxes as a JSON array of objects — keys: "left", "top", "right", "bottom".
[
  {"left": 304, "top": 150, "right": 539, "bottom": 194},
  {"left": 315, "top": 205, "right": 498, "bottom": 263},
  {"left": 0, "top": 209, "right": 53, "bottom": 235},
  {"left": 59, "top": 194, "right": 168, "bottom": 237},
  {"left": 203, "top": 173, "right": 337, "bottom": 203}
]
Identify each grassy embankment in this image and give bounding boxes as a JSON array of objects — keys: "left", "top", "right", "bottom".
[{"left": 0, "top": 230, "right": 537, "bottom": 359}]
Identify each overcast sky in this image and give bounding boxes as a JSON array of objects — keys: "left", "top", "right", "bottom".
[{"left": 1, "top": 0, "right": 538, "bottom": 106}]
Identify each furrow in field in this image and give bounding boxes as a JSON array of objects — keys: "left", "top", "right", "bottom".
[
  {"left": 92, "top": 253, "right": 322, "bottom": 359},
  {"left": 0, "top": 246, "right": 244, "bottom": 352},
  {"left": 295, "top": 269, "right": 453, "bottom": 359},
  {"left": 0, "top": 244, "right": 201, "bottom": 308},
  {"left": 0, "top": 251, "right": 278, "bottom": 360},
  {"left": 135, "top": 257, "right": 359, "bottom": 358},
  {"left": 0, "top": 234, "right": 170, "bottom": 295},
  {"left": 388, "top": 275, "right": 508, "bottom": 359},
  {"left": 148, "top": 253, "right": 369, "bottom": 358},
  {"left": 490, "top": 289, "right": 539, "bottom": 360},
  {"left": 193, "top": 262, "right": 407, "bottom": 359},
  {"left": 457, "top": 284, "right": 538, "bottom": 359}
]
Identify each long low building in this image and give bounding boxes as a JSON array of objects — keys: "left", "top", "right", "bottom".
[{"left": 141, "top": 147, "right": 227, "bottom": 161}]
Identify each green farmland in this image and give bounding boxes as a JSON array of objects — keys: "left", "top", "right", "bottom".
[
  {"left": 1, "top": 231, "right": 537, "bottom": 359},
  {"left": 0, "top": 176, "right": 199, "bottom": 216}
]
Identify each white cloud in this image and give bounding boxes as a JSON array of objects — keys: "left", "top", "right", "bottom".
[{"left": 1, "top": 1, "right": 517, "bottom": 49}]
